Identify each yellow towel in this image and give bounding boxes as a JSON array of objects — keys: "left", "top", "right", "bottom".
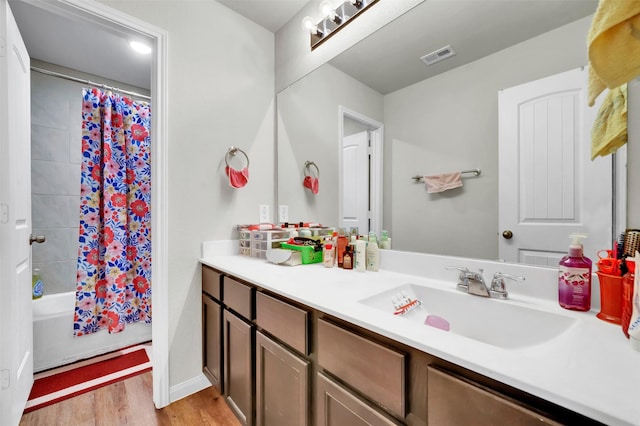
[
  {"left": 591, "top": 84, "right": 627, "bottom": 160},
  {"left": 587, "top": 0, "right": 640, "bottom": 106}
]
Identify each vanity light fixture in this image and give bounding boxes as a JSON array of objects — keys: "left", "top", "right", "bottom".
[
  {"left": 302, "top": 0, "right": 379, "bottom": 50},
  {"left": 129, "top": 40, "right": 152, "bottom": 55}
]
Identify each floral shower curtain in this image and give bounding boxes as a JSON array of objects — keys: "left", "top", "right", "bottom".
[{"left": 74, "top": 88, "right": 152, "bottom": 336}]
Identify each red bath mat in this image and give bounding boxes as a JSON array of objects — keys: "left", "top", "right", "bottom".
[{"left": 24, "top": 344, "right": 152, "bottom": 413}]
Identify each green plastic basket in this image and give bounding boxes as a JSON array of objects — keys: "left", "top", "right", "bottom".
[{"left": 280, "top": 243, "right": 323, "bottom": 264}]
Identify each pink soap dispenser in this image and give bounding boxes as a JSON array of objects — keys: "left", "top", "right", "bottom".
[{"left": 558, "top": 233, "right": 592, "bottom": 311}]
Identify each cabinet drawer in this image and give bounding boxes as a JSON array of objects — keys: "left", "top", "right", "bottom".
[
  {"left": 427, "top": 366, "right": 561, "bottom": 425},
  {"left": 317, "top": 319, "right": 406, "bottom": 419},
  {"left": 316, "top": 372, "right": 402, "bottom": 426},
  {"left": 202, "top": 265, "right": 221, "bottom": 300},
  {"left": 223, "top": 276, "right": 254, "bottom": 320},
  {"left": 256, "top": 292, "right": 308, "bottom": 355}
]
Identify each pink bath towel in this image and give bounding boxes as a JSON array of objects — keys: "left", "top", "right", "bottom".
[{"left": 424, "top": 172, "right": 463, "bottom": 193}]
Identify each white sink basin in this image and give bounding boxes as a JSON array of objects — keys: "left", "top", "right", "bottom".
[{"left": 359, "top": 283, "right": 577, "bottom": 349}]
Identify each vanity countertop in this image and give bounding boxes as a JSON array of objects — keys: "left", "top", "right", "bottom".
[{"left": 200, "top": 242, "right": 640, "bottom": 426}]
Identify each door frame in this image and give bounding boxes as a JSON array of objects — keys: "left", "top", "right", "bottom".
[
  {"left": 338, "top": 106, "right": 383, "bottom": 237},
  {"left": 19, "top": 0, "right": 170, "bottom": 408}
]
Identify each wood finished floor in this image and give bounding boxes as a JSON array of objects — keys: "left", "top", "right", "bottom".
[{"left": 19, "top": 372, "right": 240, "bottom": 426}]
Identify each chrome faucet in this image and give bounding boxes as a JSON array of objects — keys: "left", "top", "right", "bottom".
[
  {"left": 445, "top": 267, "right": 525, "bottom": 299},
  {"left": 489, "top": 272, "right": 526, "bottom": 300}
]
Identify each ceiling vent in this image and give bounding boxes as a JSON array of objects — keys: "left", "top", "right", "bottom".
[{"left": 420, "top": 45, "right": 456, "bottom": 66}]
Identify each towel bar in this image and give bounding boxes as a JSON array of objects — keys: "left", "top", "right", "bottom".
[{"left": 411, "top": 168, "right": 481, "bottom": 183}]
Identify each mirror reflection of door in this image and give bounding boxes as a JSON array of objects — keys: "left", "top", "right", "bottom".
[
  {"left": 499, "top": 67, "right": 617, "bottom": 265},
  {"left": 342, "top": 129, "right": 369, "bottom": 233},
  {"left": 339, "top": 108, "right": 383, "bottom": 237}
]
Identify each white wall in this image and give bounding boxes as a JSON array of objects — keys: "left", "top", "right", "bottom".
[
  {"left": 99, "top": 0, "right": 275, "bottom": 390},
  {"left": 277, "top": 63, "right": 383, "bottom": 225},
  {"left": 384, "top": 16, "right": 593, "bottom": 259}
]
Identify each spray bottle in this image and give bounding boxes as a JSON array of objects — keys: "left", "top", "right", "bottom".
[{"left": 558, "top": 233, "right": 592, "bottom": 311}]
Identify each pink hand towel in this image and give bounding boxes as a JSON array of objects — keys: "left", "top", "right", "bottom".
[
  {"left": 303, "top": 175, "right": 319, "bottom": 194},
  {"left": 424, "top": 172, "right": 462, "bottom": 193},
  {"left": 226, "top": 166, "right": 249, "bottom": 189}
]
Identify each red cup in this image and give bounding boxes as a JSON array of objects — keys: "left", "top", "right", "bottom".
[{"left": 596, "top": 272, "right": 623, "bottom": 324}]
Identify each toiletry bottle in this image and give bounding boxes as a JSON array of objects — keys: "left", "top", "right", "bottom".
[
  {"left": 558, "top": 233, "right": 592, "bottom": 311},
  {"left": 355, "top": 239, "right": 367, "bottom": 272},
  {"left": 32, "top": 268, "right": 44, "bottom": 299},
  {"left": 366, "top": 232, "right": 379, "bottom": 272},
  {"left": 621, "top": 258, "right": 635, "bottom": 338},
  {"left": 337, "top": 234, "right": 348, "bottom": 267},
  {"left": 323, "top": 243, "right": 335, "bottom": 268},
  {"left": 380, "top": 230, "right": 391, "bottom": 249},
  {"left": 343, "top": 246, "right": 353, "bottom": 270}
]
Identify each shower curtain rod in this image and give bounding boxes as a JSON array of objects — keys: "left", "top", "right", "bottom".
[{"left": 30, "top": 66, "right": 151, "bottom": 101}]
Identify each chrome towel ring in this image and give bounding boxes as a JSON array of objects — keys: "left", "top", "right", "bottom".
[
  {"left": 225, "top": 146, "right": 250, "bottom": 168},
  {"left": 304, "top": 160, "right": 319, "bottom": 177}
]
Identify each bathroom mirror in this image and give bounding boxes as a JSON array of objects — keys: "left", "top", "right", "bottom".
[{"left": 277, "top": 0, "right": 628, "bottom": 263}]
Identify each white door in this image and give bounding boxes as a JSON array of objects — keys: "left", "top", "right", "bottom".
[
  {"left": 0, "top": 0, "right": 33, "bottom": 424},
  {"left": 499, "top": 67, "right": 611, "bottom": 265},
  {"left": 341, "top": 131, "right": 369, "bottom": 233}
]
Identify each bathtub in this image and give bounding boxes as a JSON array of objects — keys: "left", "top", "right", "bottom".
[{"left": 33, "top": 292, "right": 152, "bottom": 372}]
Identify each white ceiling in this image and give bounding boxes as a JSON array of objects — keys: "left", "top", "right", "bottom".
[
  {"left": 329, "top": 0, "right": 599, "bottom": 94},
  {"left": 7, "top": 0, "right": 598, "bottom": 96},
  {"left": 216, "top": 0, "right": 308, "bottom": 32},
  {"left": 9, "top": 0, "right": 153, "bottom": 90}
]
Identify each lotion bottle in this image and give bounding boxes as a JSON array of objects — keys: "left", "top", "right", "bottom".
[
  {"left": 558, "top": 233, "right": 592, "bottom": 311},
  {"left": 355, "top": 239, "right": 367, "bottom": 272},
  {"left": 366, "top": 232, "right": 379, "bottom": 272}
]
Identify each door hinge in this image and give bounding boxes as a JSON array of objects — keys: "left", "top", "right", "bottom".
[
  {"left": 1, "top": 369, "right": 10, "bottom": 390},
  {"left": 0, "top": 36, "right": 6, "bottom": 58}
]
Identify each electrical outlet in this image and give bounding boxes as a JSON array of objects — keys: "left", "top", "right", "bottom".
[
  {"left": 259, "top": 205, "right": 270, "bottom": 223},
  {"left": 279, "top": 205, "right": 289, "bottom": 223}
]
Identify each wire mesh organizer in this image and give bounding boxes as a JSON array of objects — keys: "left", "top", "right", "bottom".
[{"left": 623, "top": 229, "right": 640, "bottom": 257}]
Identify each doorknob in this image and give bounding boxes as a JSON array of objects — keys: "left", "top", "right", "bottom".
[
  {"left": 502, "top": 230, "right": 513, "bottom": 240},
  {"left": 29, "top": 234, "right": 46, "bottom": 245}
]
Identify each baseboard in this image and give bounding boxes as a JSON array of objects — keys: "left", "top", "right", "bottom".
[{"left": 169, "top": 372, "right": 212, "bottom": 403}]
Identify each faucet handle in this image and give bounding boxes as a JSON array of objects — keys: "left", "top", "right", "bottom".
[
  {"left": 490, "top": 272, "right": 525, "bottom": 299},
  {"left": 445, "top": 266, "right": 469, "bottom": 282}
]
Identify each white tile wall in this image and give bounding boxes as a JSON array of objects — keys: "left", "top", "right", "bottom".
[{"left": 31, "top": 71, "right": 84, "bottom": 295}]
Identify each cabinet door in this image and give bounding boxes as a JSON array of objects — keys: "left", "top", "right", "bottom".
[
  {"left": 256, "top": 331, "right": 309, "bottom": 426},
  {"left": 427, "top": 366, "right": 562, "bottom": 426},
  {"left": 202, "top": 294, "right": 222, "bottom": 393},
  {"left": 316, "top": 372, "right": 402, "bottom": 426},
  {"left": 224, "top": 309, "right": 254, "bottom": 426}
]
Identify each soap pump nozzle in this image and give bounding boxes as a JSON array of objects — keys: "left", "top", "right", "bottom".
[{"left": 568, "top": 233, "right": 588, "bottom": 257}]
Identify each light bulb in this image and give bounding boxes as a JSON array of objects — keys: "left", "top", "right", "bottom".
[
  {"left": 320, "top": 0, "right": 333, "bottom": 16},
  {"left": 320, "top": 0, "right": 340, "bottom": 22},
  {"left": 301, "top": 16, "right": 320, "bottom": 35}
]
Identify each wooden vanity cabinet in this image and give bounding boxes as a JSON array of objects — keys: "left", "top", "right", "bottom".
[
  {"left": 255, "top": 291, "right": 311, "bottom": 426},
  {"left": 202, "top": 293, "right": 222, "bottom": 392},
  {"left": 202, "top": 265, "right": 603, "bottom": 426},
  {"left": 202, "top": 265, "right": 223, "bottom": 393},
  {"left": 427, "top": 366, "right": 561, "bottom": 426},
  {"left": 255, "top": 331, "right": 309, "bottom": 426},
  {"left": 222, "top": 276, "right": 255, "bottom": 426}
]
